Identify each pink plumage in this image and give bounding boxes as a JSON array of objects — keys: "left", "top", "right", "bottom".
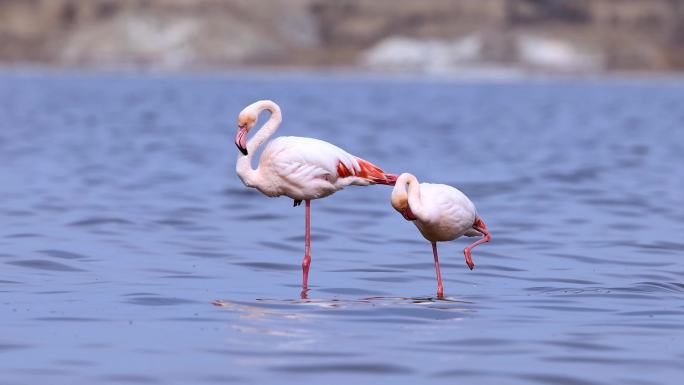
[{"left": 391, "top": 173, "right": 491, "bottom": 298}]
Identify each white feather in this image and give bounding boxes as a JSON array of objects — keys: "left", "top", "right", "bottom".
[
  {"left": 235, "top": 101, "right": 389, "bottom": 201},
  {"left": 412, "top": 183, "right": 478, "bottom": 242}
]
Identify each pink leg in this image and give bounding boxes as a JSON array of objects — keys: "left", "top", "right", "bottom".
[
  {"left": 463, "top": 218, "right": 491, "bottom": 270},
  {"left": 301, "top": 200, "right": 312, "bottom": 295},
  {"left": 432, "top": 242, "right": 444, "bottom": 299}
]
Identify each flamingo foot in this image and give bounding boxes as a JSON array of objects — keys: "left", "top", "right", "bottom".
[
  {"left": 463, "top": 217, "right": 490, "bottom": 271},
  {"left": 464, "top": 250, "right": 475, "bottom": 270},
  {"left": 437, "top": 286, "right": 444, "bottom": 300}
]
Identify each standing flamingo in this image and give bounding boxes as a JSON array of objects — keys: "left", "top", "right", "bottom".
[
  {"left": 391, "top": 173, "right": 490, "bottom": 298},
  {"left": 234, "top": 100, "right": 397, "bottom": 296}
]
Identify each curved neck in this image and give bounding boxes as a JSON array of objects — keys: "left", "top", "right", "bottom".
[
  {"left": 247, "top": 100, "right": 282, "bottom": 155},
  {"left": 236, "top": 100, "right": 282, "bottom": 186},
  {"left": 392, "top": 173, "right": 427, "bottom": 221}
]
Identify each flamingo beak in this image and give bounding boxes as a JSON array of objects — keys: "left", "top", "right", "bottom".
[
  {"left": 235, "top": 126, "right": 248, "bottom": 156},
  {"left": 401, "top": 207, "right": 417, "bottom": 221}
]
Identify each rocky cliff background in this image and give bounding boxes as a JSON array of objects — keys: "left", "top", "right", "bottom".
[{"left": 1, "top": 0, "right": 683, "bottom": 73}]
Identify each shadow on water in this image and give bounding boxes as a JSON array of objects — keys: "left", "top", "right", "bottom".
[{"left": 211, "top": 296, "right": 475, "bottom": 323}]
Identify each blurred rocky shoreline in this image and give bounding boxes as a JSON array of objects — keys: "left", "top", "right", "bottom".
[{"left": 1, "top": 0, "right": 683, "bottom": 74}]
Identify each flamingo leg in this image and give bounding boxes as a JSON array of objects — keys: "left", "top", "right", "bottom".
[
  {"left": 463, "top": 223, "right": 491, "bottom": 270},
  {"left": 301, "top": 199, "right": 312, "bottom": 294},
  {"left": 432, "top": 242, "right": 444, "bottom": 299}
]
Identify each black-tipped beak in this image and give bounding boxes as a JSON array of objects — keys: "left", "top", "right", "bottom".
[
  {"left": 236, "top": 143, "right": 248, "bottom": 156},
  {"left": 235, "top": 126, "right": 248, "bottom": 156}
]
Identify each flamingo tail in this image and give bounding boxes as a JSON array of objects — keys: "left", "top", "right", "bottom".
[
  {"left": 337, "top": 157, "right": 398, "bottom": 185},
  {"left": 378, "top": 173, "right": 398, "bottom": 186},
  {"left": 473, "top": 217, "right": 489, "bottom": 235}
]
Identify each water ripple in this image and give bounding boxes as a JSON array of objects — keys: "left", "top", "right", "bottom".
[
  {"left": 1, "top": 73, "right": 683, "bottom": 385},
  {"left": 7, "top": 259, "right": 84, "bottom": 272},
  {"left": 270, "top": 363, "right": 414, "bottom": 374}
]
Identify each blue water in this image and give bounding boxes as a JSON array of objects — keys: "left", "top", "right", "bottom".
[{"left": 1, "top": 71, "right": 683, "bottom": 384}]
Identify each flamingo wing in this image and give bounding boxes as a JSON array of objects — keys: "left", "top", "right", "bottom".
[
  {"left": 266, "top": 136, "right": 394, "bottom": 186},
  {"left": 420, "top": 183, "right": 477, "bottom": 227}
]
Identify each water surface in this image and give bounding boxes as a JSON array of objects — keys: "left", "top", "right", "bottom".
[{"left": 1, "top": 71, "right": 683, "bottom": 384}]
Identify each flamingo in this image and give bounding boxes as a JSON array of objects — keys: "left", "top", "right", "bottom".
[
  {"left": 234, "top": 100, "right": 397, "bottom": 296},
  {"left": 391, "top": 173, "right": 490, "bottom": 298}
]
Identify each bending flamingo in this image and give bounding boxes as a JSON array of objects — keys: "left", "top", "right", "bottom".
[
  {"left": 391, "top": 173, "right": 490, "bottom": 298},
  {"left": 234, "top": 100, "right": 397, "bottom": 295}
]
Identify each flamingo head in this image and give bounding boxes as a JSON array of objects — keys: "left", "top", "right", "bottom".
[
  {"left": 235, "top": 110, "right": 257, "bottom": 156},
  {"left": 391, "top": 192, "right": 417, "bottom": 221},
  {"left": 391, "top": 173, "right": 419, "bottom": 221}
]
